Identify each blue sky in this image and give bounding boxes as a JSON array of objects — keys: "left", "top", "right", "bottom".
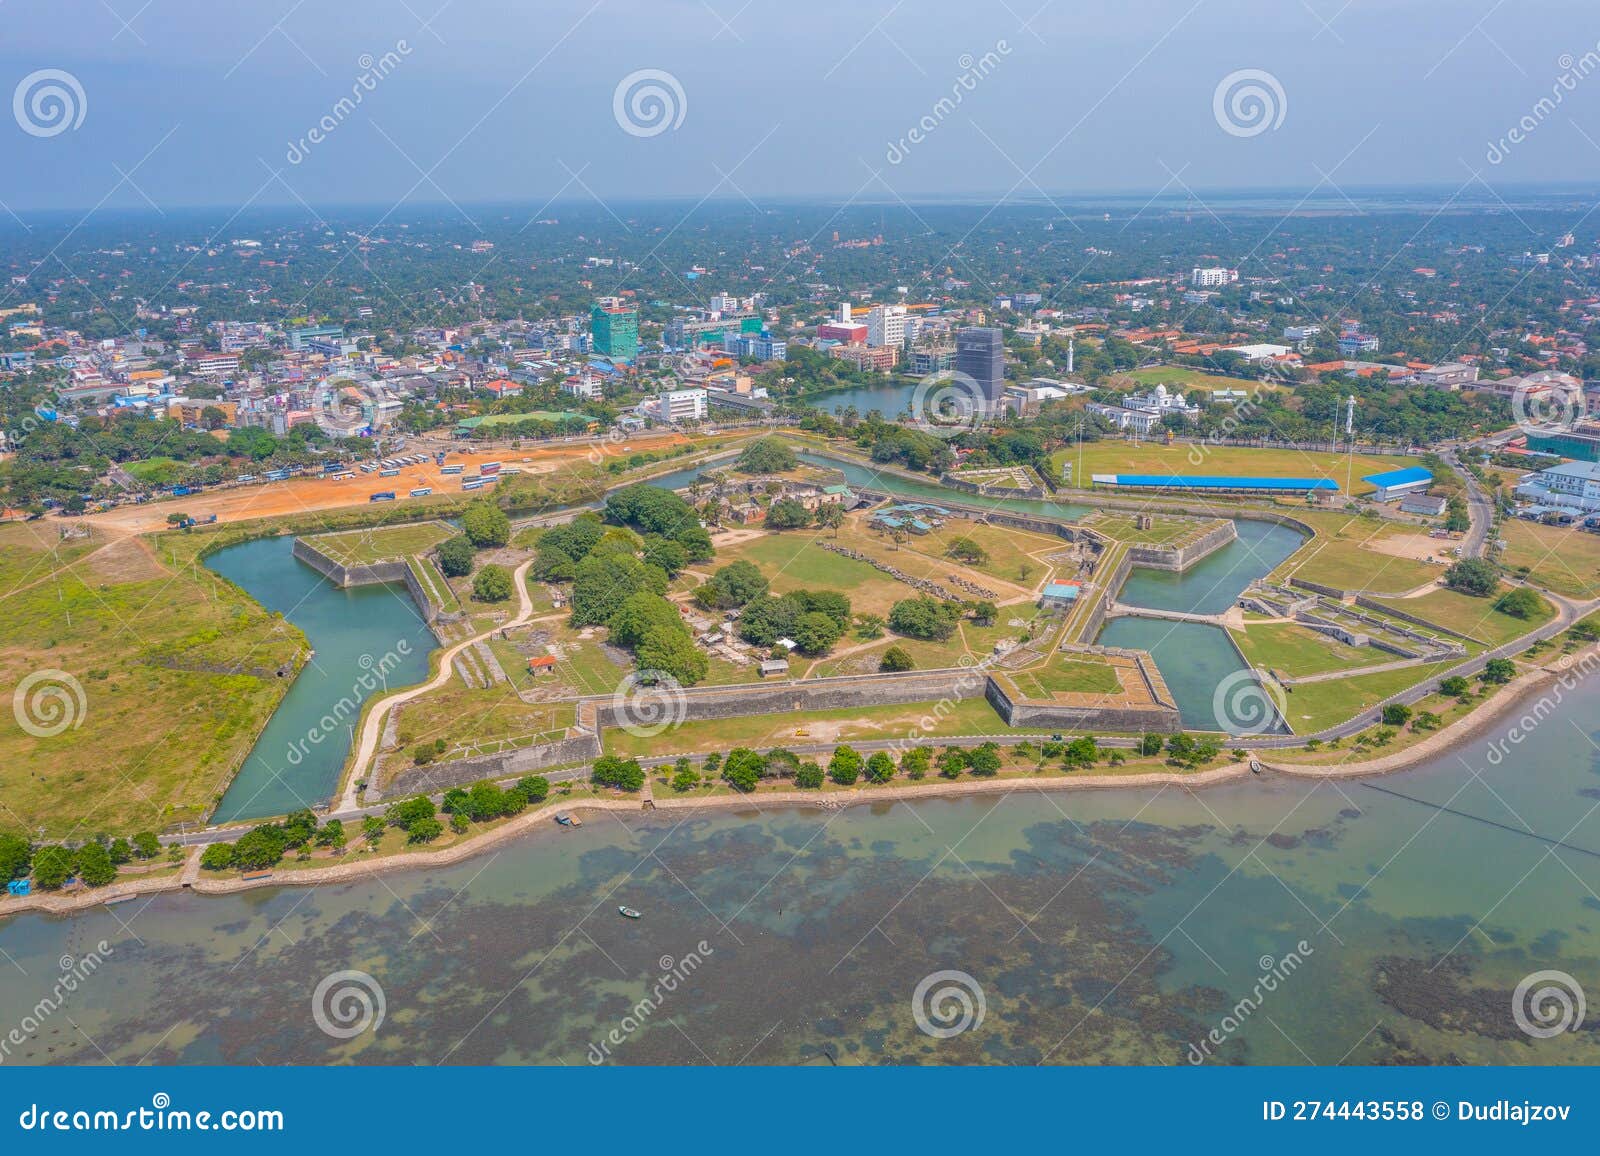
[{"left": 3, "top": 0, "right": 1600, "bottom": 212}]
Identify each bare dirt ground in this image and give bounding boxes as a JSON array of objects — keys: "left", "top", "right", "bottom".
[
  {"left": 78, "top": 435, "right": 694, "bottom": 534},
  {"left": 1362, "top": 532, "right": 1454, "bottom": 565}
]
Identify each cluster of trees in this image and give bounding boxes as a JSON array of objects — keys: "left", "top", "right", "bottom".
[
  {"left": 694, "top": 560, "right": 769, "bottom": 611},
  {"left": 1444, "top": 557, "right": 1499, "bottom": 597},
  {"left": 1495, "top": 587, "right": 1547, "bottom": 621},
  {"left": 738, "top": 589, "right": 853, "bottom": 656},
  {"left": 199, "top": 808, "right": 347, "bottom": 871},
  {"left": 441, "top": 776, "right": 550, "bottom": 832},
  {"left": 887, "top": 596, "right": 964, "bottom": 642},
  {"left": 2, "top": 830, "right": 170, "bottom": 891},
  {"left": 604, "top": 484, "right": 714, "bottom": 562},
  {"left": 433, "top": 500, "right": 514, "bottom": 600},
  {"left": 593, "top": 755, "right": 647, "bottom": 792},
  {"left": 736, "top": 438, "right": 796, "bottom": 474}
]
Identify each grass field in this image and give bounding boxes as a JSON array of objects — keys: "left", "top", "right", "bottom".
[
  {"left": 307, "top": 520, "right": 455, "bottom": 566},
  {"left": 380, "top": 686, "right": 573, "bottom": 775},
  {"left": 1005, "top": 655, "right": 1125, "bottom": 698},
  {"left": 1112, "top": 366, "right": 1272, "bottom": 393},
  {"left": 1231, "top": 623, "right": 1380, "bottom": 678},
  {"left": 409, "top": 556, "right": 462, "bottom": 614},
  {"left": 1496, "top": 518, "right": 1600, "bottom": 599},
  {"left": 1081, "top": 512, "right": 1223, "bottom": 547},
  {"left": 1276, "top": 661, "right": 1459, "bottom": 733},
  {"left": 602, "top": 697, "right": 1035, "bottom": 758},
  {"left": 1049, "top": 441, "right": 1407, "bottom": 497},
  {"left": 1368, "top": 585, "right": 1552, "bottom": 647},
  {"left": 0, "top": 522, "right": 305, "bottom": 838},
  {"left": 1272, "top": 510, "right": 1448, "bottom": 593}
]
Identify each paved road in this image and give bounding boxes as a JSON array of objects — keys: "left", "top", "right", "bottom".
[{"left": 1442, "top": 449, "right": 1494, "bottom": 560}]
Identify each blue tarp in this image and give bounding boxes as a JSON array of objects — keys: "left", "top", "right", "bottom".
[{"left": 1362, "top": 465, "right": 1433, "bottom": 488}]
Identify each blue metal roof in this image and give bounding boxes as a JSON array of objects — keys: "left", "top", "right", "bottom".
[
  {"left": 1042, "top": 582, "right": 1081, "bottom": 599},
  {"left": 1108, "top": 474, "right": 1340, "bottom": 491},
  {"left": 1362, "top": 466, "right": 1432, "bottom": 488}
]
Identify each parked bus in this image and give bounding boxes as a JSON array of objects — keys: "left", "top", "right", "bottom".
[
  {"left": 478, "top": 461, "right": 502, "bottom": 475},
  {"left": 369, "top": 491, "right": 396, "bottom": 502},
  {"left": 440, "top": 464, "right": 464, "bottom": 475},
  {"left": 379, "top": 468, "right": 401, "bottom": 477},
  {"left": 409, "top": 487, "right": 432, "bottom": 497}
]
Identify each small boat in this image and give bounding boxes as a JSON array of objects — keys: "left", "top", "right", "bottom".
[
  {"left": 618, "top": 906, "right": 642, "bottom": 920},
  {"left": 554, "top": 812, "right": 582, "bottom": 828}
]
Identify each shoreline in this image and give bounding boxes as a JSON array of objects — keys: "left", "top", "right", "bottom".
[{"left": 2, "top": 640, "right": 1588, "bottom": 925}]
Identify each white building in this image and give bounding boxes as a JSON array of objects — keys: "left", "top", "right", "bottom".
[
  {"left": 1191, "top": 267, "right": 1239, "bottom": 288},
  {"left": 866, "top": 304, "right": 908, "bottom": 349},
  {"left": 1516, "top": 461, "right": 1600, "bottom": 513},
  {"left": 643, "top": 388, "right": 708, "bottom": 424},
  {"left": 1125, "top": 383, "right": 1200, "bottom": 420},
  {"left": 1225, "top": 342, "right": 1292, "bottom": 362},
  {"left": 1086, "top": 402, "right": 1162, "bottom": 436}
]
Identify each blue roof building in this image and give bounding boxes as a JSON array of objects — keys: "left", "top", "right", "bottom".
[
  {"left": 1092, "top": 474, "right": 1339, "bottom": 493},
  {"left": 1362, "top": 466, "right": 1433, "bottom": 501}
]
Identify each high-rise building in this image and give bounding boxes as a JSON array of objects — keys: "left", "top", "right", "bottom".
[
  {"left": 866, "top": 304, "right": 907, "bottom": 349},
  {"left": 590, "top": 303, "right": 639, "bottom": 360},
  {"left": 955, "top": 327, "right": 1005, "bottom": 411}
]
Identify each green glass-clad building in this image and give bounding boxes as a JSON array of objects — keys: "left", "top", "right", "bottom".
[{"left": 590, "top": 303, "right": 639, "bottom": 360}]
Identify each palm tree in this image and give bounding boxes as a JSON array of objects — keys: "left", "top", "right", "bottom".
[{"left": 817, "top": 504, "right": 846, "bottom": 537}]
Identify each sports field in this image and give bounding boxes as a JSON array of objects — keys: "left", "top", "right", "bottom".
[
  {"left": 1272, "top": 510, "right": 1449, "bottom": 593},
  {"left": 1049, "top": 441, "right": 1408, "bottom": 497}
]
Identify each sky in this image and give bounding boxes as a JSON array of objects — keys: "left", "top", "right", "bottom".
[{"left": 3, "top": 0, "right": 1600, "bottom": 215}]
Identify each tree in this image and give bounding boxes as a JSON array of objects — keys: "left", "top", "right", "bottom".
[
  {"left": 694, "top": 561, "right": 769, "bottom": 610},
  {"left": 1063, "top": 736, "right": 1100, "bottom": 769},
  {"left": 437, "top": 535, "right": 476, "bottom": 577},
  {"left": 968, "top": 742, "right": 1002, "bottom": 777},
  {"left": 1481, "top": 657, "right": 1516, "bottom": 684},
  {"left": 0, "top": 833, "right": 31, "bottom": 880},
  {"left": 473, "top": 563, "right": 514, "bottom": 602},
  {"left": 593, "top": 755, "right": 646, "bottom": 792},
  {"left": 199, "top": 843, "right": 237, "bottom": 872},
  {"left": 879, "top": 645, "right": 914, "bottom": 672},
  {"left": 407, "top": 817, "right": 445, "bottom": 844},
  {"left": 937, "top": 747, "right": 969, "bottom": 778},
  {"left": 108, "top": 837, "right": 133, "bottom": 865},
  {"left": 737, "top": 438, "right": 796, "bottom": 473},
  {"left": 386, "top": 795, "right": 436, "bottom": 830},
  {"left": 901, "top": 747, "right": 932, "bottom": 779},
  {"left": 1439, "top": 675, "right": 1471, "bottom": 696},
  {"left": 1443, "top": 557, "right": 1499, "bottom": 597},
  {"left": 461, "top": 500, "right": 511, "bottom": 548},
  {"left": 888, "top": 596, "right": 962, "bottom": 641},
  {"left": 794, "top": 763, "right": 825, "bottom": 789},
  {"left": 1138, "top": 733, "right": 1164, "bottom": 757},
  {"left": 518, "top": 775, "right": 551, "bottom": 803},
  {"left": 316, "top": 819, "right": 347, "bottom": 849},
  {"left": 31, "top": 845, "right": 74, "bottom": 889},
  {"left": 765, "top": 498, "right": 812, "bottom": 529},
  {"left": 793, "top": 610, "right": 844, "bottom": 656},
  {"left": 131, "top": 831, "right": 161, "bottom": 860},
  {"left": 828, "top": 745, "right": 863, "bottom": 785},
  {"left": 865, "top": 751, "right": 896, "bottom": 783},
  {"left": 967, "top": 599, "right": 999, "bottom": 626},
  {"left": 233, "top": 825, "right": 289, "bottom": 870},
  {"left": 816, "top": 504, "right": 846, "bottom": 537},
  {"left": 671, "top": 765, "right": 701, "bottom": 792},
  {"left": 1381, "top": 703, "right": 1413, "bottom": 726},
  {"left": 1495, "top": 587, "right": 1548, "bottom": 620},
  {"left": 722, "top": 748, "right": 766, "bottom": 792},
  {"left": 947, "top": 536, "right": 989, "bottom": 564}
]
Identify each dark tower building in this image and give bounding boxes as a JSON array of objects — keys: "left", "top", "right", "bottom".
[{"left": 955, "top": 327, "right": 1005, "bottom": 412}]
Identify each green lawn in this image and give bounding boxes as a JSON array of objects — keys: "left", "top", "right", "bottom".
[
  {"left": 602, "top": 696, "right": 1038, "bottom": 758},
  {"left": 1496, "top": 518, "right": 1600, "bottom": 599},
  {"left": 1006, "top": 656, "right": 1125, "bottom": 698},
  {"left": 1231, "top": 623, "right": 1378, "bottom": 677},
  {"left": 1277, "top": 661, "right": 1459, "bottom": 734},
  {"left": 1113, "top": 366, "right": 1270, "bottom": 393},
  {"left": 1368, "top": 586, "right": 1551, "bottom": 647},
  {"left": 1272, "top": 510, "right": 1447, "bottom": 593},
  {"left": 410, "top": 556, "right": 462, "bottom": 614},
  {"left": 307, "top": 520, "right": 455, "bottom": 566}
]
